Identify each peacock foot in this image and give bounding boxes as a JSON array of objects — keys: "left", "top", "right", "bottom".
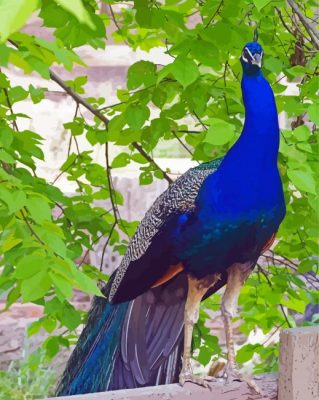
[
  {"left": 179, "top": 368, "right": 215, "bottom": 388},
  {"left": 223, "top": 365, "right": 262, "bottom": 395}
]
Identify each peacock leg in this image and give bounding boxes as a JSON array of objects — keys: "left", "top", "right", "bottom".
[
  {"left": 179, "top": 273, "right": 220, "bottom": 388},
  {"left": 221, "top": 263, "right": 261, "bottom": 394}
]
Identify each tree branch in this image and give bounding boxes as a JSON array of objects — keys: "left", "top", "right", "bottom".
[
  {"left": 275, "top": 7, "right": 295, "bottom": 36},
  {"left": 48, "top": 70, "right": 173, "bottom": 184},
  {"left": 286, "top": 0, "right": 319, "bottom": 49}
]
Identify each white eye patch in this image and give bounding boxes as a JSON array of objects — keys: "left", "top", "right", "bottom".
[{"left": 242, "top": 47, "right": 254, "bottom": 63}]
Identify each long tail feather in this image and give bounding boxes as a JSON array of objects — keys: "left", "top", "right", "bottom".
[{"left": 56, "top": 297, "right": 129, "bottom": 396}]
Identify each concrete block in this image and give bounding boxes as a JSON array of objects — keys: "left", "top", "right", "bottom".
[{"left": 278, "top": 326, "right": 319, "bottom": 400}]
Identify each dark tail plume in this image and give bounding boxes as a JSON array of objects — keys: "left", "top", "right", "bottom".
[
  {"left": 56, "top": 274, "right": 189, "bottom": 395},
  {"left": 56, "top": 296, "right": 129, "bottom": 396}
]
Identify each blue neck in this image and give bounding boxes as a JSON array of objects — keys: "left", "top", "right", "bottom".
[
  {"left": 197, "top": 67, "right": 284, "bottom": 220},
  {"left": 223, "top": 69, "right": 279, "bottom": 168}
]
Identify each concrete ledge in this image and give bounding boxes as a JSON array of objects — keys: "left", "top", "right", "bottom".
[
  {"left": 278, "top": 326, "right": 319, "bottom": 400},
  {"left": 49, "top": 374, "right": 277, "bottom": 400},
  {"left": 48, "top": 326, "right": 319, "bottom": 400}
]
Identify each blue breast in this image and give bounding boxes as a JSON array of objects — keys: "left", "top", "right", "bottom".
[{"left": 174, "top": 70, "right": 286, "bottom": 277}]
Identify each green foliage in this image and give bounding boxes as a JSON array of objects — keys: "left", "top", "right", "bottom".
[
  {"left": 0, "top": 347, "right": 55, "bottom": 400},
  {"left": 0, "top": 0, "right": 318, "bottom": 377}
]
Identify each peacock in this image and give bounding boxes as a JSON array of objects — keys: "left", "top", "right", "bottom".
[{"left": 56, "top": 39, "right": 286, "bottom": 396}]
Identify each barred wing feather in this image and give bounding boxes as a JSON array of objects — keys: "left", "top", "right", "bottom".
[{"left": 108, "top": 158, "right": 222, "bottom": 303}]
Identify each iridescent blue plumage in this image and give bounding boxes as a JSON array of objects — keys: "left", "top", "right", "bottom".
[
  {"left": 57, "top": 42, "right": 286, "bottom": 395},
  {"left": 174, "top": 44, "right": 285, "bottom": 277}
]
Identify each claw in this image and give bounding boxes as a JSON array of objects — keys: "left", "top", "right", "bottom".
[
  {"left": 179, "top": 370, "right": 215, "bottom": 388},
  {"left": 224, "top": 366, "right": 262, "bottom": 395}
]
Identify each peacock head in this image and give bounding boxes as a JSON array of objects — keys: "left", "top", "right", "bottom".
[{"left": 240, "top": 42, "right": 263, "bottom": 75}]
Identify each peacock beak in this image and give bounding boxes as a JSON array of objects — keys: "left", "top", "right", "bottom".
[{"left": 252, "top": 53, "right": 262, "bottom": 68}]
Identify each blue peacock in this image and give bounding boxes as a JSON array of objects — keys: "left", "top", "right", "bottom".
[{"left": 56, "top": 39, "right": 286, "bottom": 396}]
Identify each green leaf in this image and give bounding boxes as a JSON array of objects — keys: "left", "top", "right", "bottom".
[
  {"left": 287, "top": 169, "right": 317, "bottom": 195},
  {"left": 42, "top": 316, "right": 56, "bottom": 333},
  {"left": 0, "top": 125, "right": 13, "bottom": 148},
  {"left": 49, "top": 271, "right": 73, "bottom": 299},
  {"left": 28, "top": 320, "right": 42, "bottom": 336},
  {"left": 29, "top": 84, "right": 45, "bottom": 104},
  {"left": 264, "top": 56, "right": 283, "bottom": 74},
  {"left": 204, "top": 118, "right": 235, "bottom": 145},
  {"left": 281, "top": 297, "right": 306, "bottom": 314},
  {"left": 60, "top": 303, "right": 81, "bottom": 330},
  {"left": 0, "top": 149, "right": 15, "bottom": 164},
  {"left": 26, "top": 195, "right": 52, "bottom": 224},
  {"left": 236, "top": 344, "right": 259, "bottom": 363},
  {"left": 52, "top": 0, "right": 94, "bottom": 29},
  {"left": 293, "top": 125, "right": 310, "bottom": 141},
  {"left": 126, "top": 104, "right": 150, "bottom": 131},
  {"left": 0, "top": 71, "right": 9, "bottom": 88},
  {"left": 127, "top": 61, "right": 156, "bottom": 90},
  {"left": 72, "top": 269, "right": 102, "bottom": 296},
  {"left": 298, "top": 259, "right": 314, "bottom": 273},
  {"left": 139, "top": 171, "right": 153, "bottom": 185},
  {"left": 131, "top": 153, "right": 148, "bottom": 164},
  {"left": 111, "top": 153, "right": 131, "bottom": 168},
  {"left": 5, "top": 284, "right": 21, "bottom": 308},
  {"left": 64, "top": 119, "right": 84, "bottom": 136},
  {"left": 21, "top": 270, "right": 51, "bottom": 302},
  {"left": 33, "top": 225, "right": 67, "bottom": 257},
  {"left": 0, "top": 189, "right": 27, "bottom": 213},
  {"left": 286, "top": 66, "right": 306, "bottom": 78},
  {"left": 15, "top": 254, "right": 46, "bottom": 279},
  {"left": 1, "top": 231, "right": 22, "bottom": 252},
  {"left": 308, "top": 103, "right": 319, "bottom": 125},
  {"left": 0, "top": 0, "right": 38, "bottom": 42},
  {"left": 253, "top": 0, "right": 271, "bottom": 11},
  {"left": 44, "top": 336, "right": 59, "bottom": 358},
  {"left": 61, "top": 153, "right": 77, "bottom": 171},
  {"left": 8, "top": 86, "right": 28, "bottom": 104},
  {"left": 25, "top": 56, "right": 50, "bottom": 79},
  {"left": 65, "top": 76, "right": 88, "bottom": 94},
  {"left": 0, "top": 43, "right": 10, "bottom": 65},
  {"left": 171, "top": 57, "right": 199, "bottom": 88},
  {"left": 152, "top": 87, "right": 167, "bottom": 108}
]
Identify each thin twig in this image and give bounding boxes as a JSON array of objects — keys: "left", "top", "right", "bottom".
[
  {"left": 73, "top": 136, "right": 80, "bottom": 155},
  {"left": 204, "top": 0, "right": 224, "bottom": 28},
  {"left": 51, "top": 157, "right": 77, "bottom": 184},
  {"left": 108, "top": 5, "right": 129, "bottom": 45},
  {"left": 261, "top": 322, "right": 285, "bottom": 346},
  {"left": 78, "top": 233, "right": 104, "bottom": 267},
  {"left": 2, "top": 87, "right": 19, "bottom": 131},
  {"left": 257, "top": 264, "right": 292, "bottom": 328},
  {"left": 105, "top": 143, "right": 119, "bottom": 223},
  {"left": 193, "top": 111, "right": 208, "bottom": 130},
  {"left": 100, "top": 223, "right": 116, "bottom": 272},
  {"left": 178, "top": 129, "right": 203, "bottom": 134},
  {"left": 171, "top": 131, "right": 194, "bottom": 157},
  {"left": 21, "top": 208, "right": 46, "bottom": 246}
]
